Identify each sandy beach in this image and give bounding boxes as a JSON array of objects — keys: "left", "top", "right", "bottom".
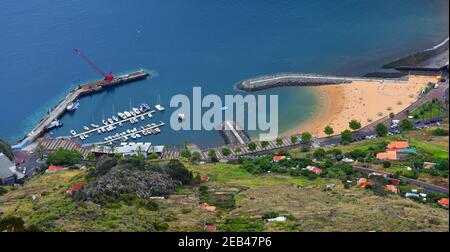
[{"left": 284, "top": 75, "right": 439, "bottom": 138}]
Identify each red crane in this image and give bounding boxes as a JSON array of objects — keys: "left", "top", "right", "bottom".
[{"left": 74, "top": 48, "right": 114, "bottom": 82}]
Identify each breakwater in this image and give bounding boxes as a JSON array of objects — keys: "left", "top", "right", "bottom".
[
  {"left": 13, "top": 70, "right": 150, "bottom": 148},
  {"left": 235, "top": 73, "right": 409, "bottom": 92}
]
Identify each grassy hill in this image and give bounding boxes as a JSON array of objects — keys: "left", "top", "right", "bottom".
[{"left": 0, "top": 161, "right": 448, "bottom": 232}]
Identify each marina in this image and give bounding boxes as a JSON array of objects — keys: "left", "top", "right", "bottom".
[{"left": 13, "top": 70, "right": 151, "bottom": 149}]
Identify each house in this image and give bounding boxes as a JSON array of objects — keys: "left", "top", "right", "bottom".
[
  {"left": 385, "top": 185, "right": 399, "bottom": 194},
  {"left": 376, "top": 151, "right": 398, "bottom": 161},
  {"left": 369, "top": 172, "right": 388, "bottom": 178},
  {"left": 438, "top": 198, "right": 448, "bottom": 208},
  {"left": 423, "top": 162, "right": 437, "bottom": 169},
  {"left": 272, "top": 156, "right": 286, "bottom": 163},
  {"left": 204, "top": 225, "right": 217, "bottom": 231},
  {"left": 305, "top": 165, "right": 322, "bottom": 175},
  {"left": 66, "top": 181, "right": 85, "bottom": 194},
  {"left": 0, "top": 153, "right": 17, "bottom": 185},
  {"left": 266, "top": 216, "right": 287, "bottom": 222},
  {"left": 389, "top": 178, "right": 400, "bottom": 186},
  {"left": 201, "top": 175, "right": 210, "bottom": 182},
  {"left": 201, "top": 203, "right": 217, "bottom": 212},
  {"left": 46, "top": 165, "right": 64, "bottom": 173},
  {"left": 386, "top": 141, "right": 409, "bottom": 150},
  {"left": 357, "top": 178, "right": 372, "bottom": 188}
]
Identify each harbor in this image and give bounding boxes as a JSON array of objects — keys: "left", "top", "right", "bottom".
[{"left": 13, "top": 70, "right": 151, "bottom": 149}]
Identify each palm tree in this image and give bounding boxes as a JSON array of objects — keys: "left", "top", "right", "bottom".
[
  {"left": 109, "top": 145, "right": 116, "bottom": 155},
  {"left": 98, "top": 145, "right": 105, "bottom": 153},
  {"left": 34, "top": 144, "right": 46, "bottom": 160},
  {"left": 91, "top": 143, "right": 97, "bottom": 152},
  {"left": 136, "top": 145, "right": 143, "bottom": 155}
]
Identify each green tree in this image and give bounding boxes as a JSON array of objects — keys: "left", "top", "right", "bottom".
[
  {"left": 349, "top": 120, "right": 362, "bottom": 130},
  {"left": 341, "top": 130, "right": 353, "bottom": 145},
  {"left": 222, "top": 147, "right": 231, "bottom": 157},
  {"left": 261, "top": 141, "right": 269, "bottom": 148},
  {"left": 208, "top": 149, "right": 218, "bottom": 162},
  {"left": 375, "top": 123, "right": 388, "bottom": 137},
  {"left": 301, "top": 132, "right": 312, "bottom": 143},
  {"left": 46, "top": 149, "right": 83, "bottom": 166},
  {"left": 324, "top": 126, "right": 334, "bottom": 136},
  {"left": 290, "top": 136, "right": 298, "bottom": 144},
  {"left": 399, "top": 119, "right": 414, "bottom": 131},
  {"left": 180, "top": 149, "right": 191, "bottom": 158},
  {"left": 235, "top": 147, "right": 242, "bottom": 153},
  {"left": 276, "top": 138, "right": 283, "bottom": 146},
  {"left": 0, "top": 138, "right": 14, "bottom": 161},
  {"left": 191, "top": 151, "right": 201, "bottom": 161},
  {"left": 248, "top": 142, "right": 257, "bottom": 151},
  {"left": 148, "top": 152, "right": 158, "bottom": 160},
  {"left": 109, "top": 145, "right": 116, "bottom": 154}
]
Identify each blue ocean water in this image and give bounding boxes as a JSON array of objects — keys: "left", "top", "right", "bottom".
[{"left": 0, "top": 0, "right": 448, "bottom": 147}]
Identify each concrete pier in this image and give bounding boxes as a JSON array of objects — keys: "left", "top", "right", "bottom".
[{"left": 13, "top": 70, "right": 150, "bottom": 149}]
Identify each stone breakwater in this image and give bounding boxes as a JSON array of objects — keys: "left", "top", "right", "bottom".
[
  {"left": 235, "top": 73, "right": 353, "bottom": 91},
  {"left": 235, "top": 73, "right": 409, "bottom": 91}
]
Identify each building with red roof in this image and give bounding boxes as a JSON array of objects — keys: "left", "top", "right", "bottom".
[
  {"left": 66, "top": 181, "right": 85, "bottom": 194},
  {"left": 46, "top": 165, "right": 64, "bottom": 173},
  {"left": 438, "top": 198, "right": 448, "bottom": 208}
]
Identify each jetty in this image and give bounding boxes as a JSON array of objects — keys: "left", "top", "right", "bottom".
[
  {"left": 14, "top": 70, "right": 150, "bottom": 148},
  {"left": 236, "top": 73, "right": 408, "bottom": 91},
  {"left": 217, "top": 121, "right": 250, "bottom": 145}
]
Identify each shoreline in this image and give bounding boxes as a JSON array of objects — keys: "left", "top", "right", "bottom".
[{"left": 274, "top": 36, "right": 449, "bottom": 139}]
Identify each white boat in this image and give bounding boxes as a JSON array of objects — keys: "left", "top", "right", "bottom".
[
  {"left": 154, "top": 128, "right": 161, "bottom": 133},
  {"left": 97, "top": 129, "right": 102, "bottom": 134},
  {"left": 155, "top": 104, "right": 165, "bottom": 111},
  {"left": 91, "top": 124, "right": 99, "bottom": 128},
  {"left": 102, "top": 120, "right": 108, "bottom": 125},
  {"left": 133, "top": 108, "right": 141, "bottom": 114},
  {"left": 126, "top": 129, "right": 131, "bottom": 134},
  {"left": 118, "top": 112, "right": 126, "bottom": 119},
  {"left": 70, "top": 130, "right": 77, "bottom": 136},
  {"left": 46, "top": 120, "right": 63, "bottom": 130},
  {"left": 107, "top": 118, "right": 114, "bottom": 124},
  {"left": 118, "top": 122, "right": 123, "bottom": 127},
  {"left": 142, "top": 131, "right": 148, "bottom": 136},
  {"left": 140, "top": 115, "right": 145, "bottom": 121},
  {"left": 131, "top": 111, "right": 136, "bottom": 116},
  {"left": 135, "top": 133, "right": 141, "bottom": 138},
  {"left": 83, "top": 126, "right": 90, "bottom": 131},
  {"left": 101, "top": 127, "right": 106, "bottom": 133},
  {"left": 148, "top": 113, "right": 153, "bottom": 118},
  {"left": 124, "top": 111, "right": 132, "bottom": 117},
  {"left": 130, "top": 134, "right": 137, "bottom": 139},
  {"left": 80, "top": 135, "right": 85, "bottom": 140},
  {"left": 113, "top": 116, "right": 119, "bottom": 122}
]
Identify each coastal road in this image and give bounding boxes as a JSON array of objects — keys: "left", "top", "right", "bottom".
[{"left": 353, "top": 166, "right": 449, "bottom": 194}]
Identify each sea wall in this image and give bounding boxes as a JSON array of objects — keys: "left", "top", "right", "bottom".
[{"left": 235, "top": 73, "right": 353, "bottom": 92}]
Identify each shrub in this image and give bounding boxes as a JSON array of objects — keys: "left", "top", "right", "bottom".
[
  {"left": 94, "top": 157, "right": 118, "bottom": 176},
  {"left": 167, "top": 159, "right": 194, "bottom": 185},
  {"left": 276, "top": 138, "right": 283, "bottom": 146},
  {"left": 399, "top": 119, "right": 414, "bottom": 131},
  {"left": 290, "top": 136, "right": 298, "bottom": 144},
  {"left": 191, "top": 151, "right": 201, "bottom": 161},
  {"left": 248, "top": 142, "right": 257, "bottom": 151},
  {"left": 235, "top": 147, "right": 242, "bottom": 153},
  {"left": 218, "top": 217, "right": 264, "bottom": 232},
  {"left": 313, "top": 148, "right": 326, "bottom": 160},
  {"left": 301, "top": 132, "right": 312, "bottom": 143},
  {"left": 383, "top": 161, "right": 391, "bottom": 168},
  {"left": 375, "top": 123, "right": 388, "bottom": 137},
  {"left": 180, "top": 149, "right": 191, "bottom": 158},
  {"left": 262, "top": 211, "right": 279, "bottom": 220},
  {"left": 222, "top": 148, "right": 231, "bottom": 156},
  {"left": 349, "top": 120, "right": 362, "bottom": 130},
  {"left": 0, "top": 187, "right": 7, "bottom": 196},
  {"left": 46, "top": 149, "right": 83, "bottom": 166},
  {"left": 208, "top": 149, "right": 218, "bottom": 162},
  {"left": 324, "top": 126, "right": 334, "bottom": 136},
  {"left": 432, "top": 128, "right": 449, "bottom": 136},
  {"left": 261, "top": 141, "right": 269, "bottom": 148},
  {"left": 341, "top": 130, "right": 353, "bottom": 145},
  {"left": 148, "top": 152, "right": 158, "bottom": 160}
]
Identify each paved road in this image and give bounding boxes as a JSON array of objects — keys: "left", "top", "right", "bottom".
[{"left": 353, "top": 166, "right": 449, "bottom": 194}]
